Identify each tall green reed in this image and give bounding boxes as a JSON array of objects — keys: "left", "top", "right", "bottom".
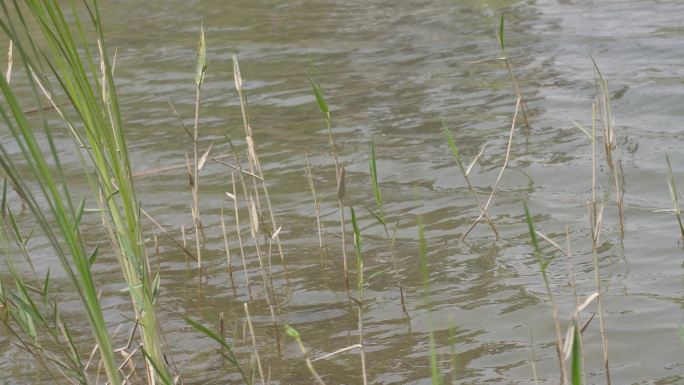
[{"left": 0, "top": 1, "right": 172, "bottom": 383}]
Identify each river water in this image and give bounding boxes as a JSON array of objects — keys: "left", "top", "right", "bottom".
[{"left": 1, "top": 0, "right": 684, "bottom": 384}]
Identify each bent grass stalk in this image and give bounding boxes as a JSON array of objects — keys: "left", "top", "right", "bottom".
[
  {"left": 442, "top": 122, "right": 499, "bottom": 239},
  {"left": 462, "top": 96, "right": 521, "bottom": 240},
  {"left": 285, "top": 325, "right": 327, "bottom": 385}
]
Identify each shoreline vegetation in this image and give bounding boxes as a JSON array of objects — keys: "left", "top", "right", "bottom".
[{"left": 0, "top": 1, "right": 677, "bottom": 384}]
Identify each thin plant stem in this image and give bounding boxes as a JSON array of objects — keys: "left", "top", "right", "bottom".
[
  {"left": 463, "top": 96, "right": 521, "bottom": 239},
  {"left": 221, "top": 202, "right": 237, "bottom": 292},
  {"left": 192, "top": 22, "right": 207, "bottom": 273},
  {"left": 350, "top": 207, "right": 368, "bottom": 385},
  {"left": 589, "top": 203, "right": 611, "bottom": 385},
  {"left": 305, "top": 153, "right": 326, "bottom": 261},
  {"left": 230, "top": 172, "right": 253, "bottom": 301},
  {"left": 285, "top": 326, "right": 327, "bottom": 385},
  {"left": 244, "top": 303, "right": 266, "bottom": 385},
  {"left": 523, "top": 204, "right": 568, "bottom": 384},
  {"left": 308, "top": 72, "right": 349, "bottom": 293}
]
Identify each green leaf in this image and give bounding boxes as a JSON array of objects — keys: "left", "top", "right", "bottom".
[
  {"left": 285, "top": 325, "right": 300, "bottom": 339},
  {"left": 151, "top": 272, "right": 161, "bottom": 302},
  {"left": 1, "top": 178, "right": 7, "bottom": 215},
  {"left": 138, "top": 346, "right": 174, "bottom": 385},
  {"left": 369, "top": 138, "right": 383, "bottom": 220},
  {"left": 363, "top": 205, "right": 386, "bottom": 228},
  {"left": 42, "top": 269, "right": 50, "bottom": 300},
  {"left": 307, "top": 74, "right": 329, "bottom": 115},
  {"left": 571, "top": 326, "right": 583, "bottom": 385},
  {"left": 523, "top": 202, "right": 540, "bottom": 253},
  {"left": 88, "top": 244, "right": 100, "bottom": 267},
  {"left": 74, "top": 197, "right": 86, "bottom": 229},
  {"left": 541, "top": 255, "right": 556, "bottom": 272},
  {"left": 498, "top": 12, "right": 505, "bottom": 51},
  {"left": 183, "top": 316, "right": 249, "bottom": 382},
  {"left": 442, "top": 121, "right": 461, "bottom": 162}
]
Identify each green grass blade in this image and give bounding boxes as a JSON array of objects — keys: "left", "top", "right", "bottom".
[
  {"left": 523, "top": 202, "right": 540, "bottom": 253},
  {"left": 307, "top": 74, "right": 329, "bottom": 116},
  {"left": 369, "top": 138, "right": 384, "bottom": 221},
  {"left": 350, "top": 206, "right": 363, "bottom": 295},
  {"left": 498, "top": 12, "right": 505, "bottom": 51},
  {"left": 184, "top": 316, "right": 249, "bottom": 383},
  {"left": 442, "top": 121, "right": 461, "bottom": 163},
  {"left": 363, "top": 205, "right": 386, "bottom": 228},
  {"left": 571, "top": 326, "right": 582, "bottom": 385}
]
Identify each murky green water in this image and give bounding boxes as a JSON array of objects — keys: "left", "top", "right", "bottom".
[{"left": 2, "top": 1, "right": 684, "bottom": 383}]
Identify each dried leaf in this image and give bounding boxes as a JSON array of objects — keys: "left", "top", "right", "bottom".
[
  {"left": 198, "top": 142, "right": 213, "bottom": 171},
  {"left": 271, "top": 226, "right": 282, "bottom": 240}
]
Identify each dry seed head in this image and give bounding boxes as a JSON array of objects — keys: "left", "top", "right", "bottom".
[
  {"left": 248, "top": 198, "right": 259, "bottom": 238},
  {"left": 198, "top": 142, "right": 213, "bottom": 171},
  {"left": 337, "top": 164, "right": 346, "bottom": 200},
  {"left": 246, "top": 135, "right": 258, "bottom": 170},
  {"left": 233, "top": 54, "right": 242, "bottom": 91}
]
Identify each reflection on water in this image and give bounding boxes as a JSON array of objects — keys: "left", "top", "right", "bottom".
[{"left": 2, "top": 0, "right": 684, "bottom": 383}]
